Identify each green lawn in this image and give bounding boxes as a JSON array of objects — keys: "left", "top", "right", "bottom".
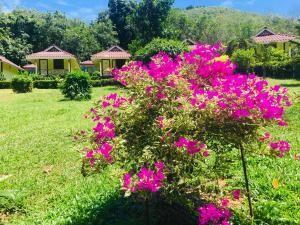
[
  {"left": 0, "top": 87, "right": 125, "bottom": 224},
  {"left": 0, "top": 79, "right": 300, "bottom": 224}
]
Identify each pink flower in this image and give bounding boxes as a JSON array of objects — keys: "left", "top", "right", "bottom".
[
  {"left": 122, "top": 162, "right": 165, "bottom": 193},
  {"left": 198, "top": 202, "right": 232, "bottom": 225},
  {"left": 158, "top": 116, "right": 165, "bottom": 128},
  {"left": 221, "top": 198, "right": 229, "bottom": 208},
  {"left": 278, "top": 121, "right": 288, "bottom": 127},
  {"left": 86, "top": 151, "right": 94, "bottom": 159},
  {"left": 203, "top": 151, "right": 209, "bottom": 157},
  {"left": 269, "top": 140, "right": 291, "bottom": 157},
  {"left": 122, "top": 173, "right": 132, "bottom": 191},
  {"left": 102, "top": 101, "right": 110, "bottom": 108},
  {"left": 260, "top": 132, "right": 272, "bottom": 143},
  {"left": 145, "top": 86, "right": 152, "bottom": 95},
  {"left": 232, "top": 189, "right": 241, "bottom": 200},
  {"left": 175, "top": 138, "right": 208, "bottom": 156},
  {"left": 96, "top": 143, "right": 113, "bottom": 163}
]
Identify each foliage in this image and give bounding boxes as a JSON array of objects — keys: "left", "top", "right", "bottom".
[
  {"left": 134, "top": 38, "right": 189, "bottom": 63},
  {"left": 34, "top": 80, "right": 60, "bottom": 89},
  {"left": 0, "top": 28, "right": 32, "bottom": 66},
  {"left": 128, "top": 0, "right": 174, "bottom": 51},
  {"left": 0, "top": 81, "right": 11, "bottom": 89},
  {"left": 79, "top": 44, "right": 293, "bottom": 224},
  {"left": 108, "top": 0, "right": 136, "bottom": 48},
  {"left": 91, "top": 79, "right": 121, "bottom": 87},
  {"left": 162, "top": 10, "right": 195, "bottom": 40},
  {"left": 0, "top": 79, "right": 299, "bottom": 223},
  {"left": 60, "top": 71, "right": 92, "bottom": 100},
  {"left": 231, "top": 49, "right": 256, "bottom": 73},
  {"left": 0, "top": 72, "right": 6, "bottom": 81},
  {"left": 226, "top": 38, "right": 253, "bottom": 56},
  {"left": 249, "top": 46, "right": 292, "bottom": 78},
  {"left": 0, "top": 9, "right": 118, "bottom": 65},
  {"left": 176, "top": 7, "right": 297, "bottom": 44},
  {"left": 11, "top": 75, "right": 33, "bottom": 93}
]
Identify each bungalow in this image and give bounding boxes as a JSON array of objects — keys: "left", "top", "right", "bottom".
[
  {"left": 23, "top": 64, "right": 37, "bottom": 73},
  {"left": 0, "top": 56, "right": 23, "bottom": 80},
  {"left": 26, "top": 45, "right": 79, "bottom": 76},
  {"left": 91, "top": 46, "right": 131, "bottom": 76},
  {"left": 253, "top": 27, "right": 300, "bottom": 56},
  {"left": 80, "top": 60, "right": 96, "bottom": 74}
]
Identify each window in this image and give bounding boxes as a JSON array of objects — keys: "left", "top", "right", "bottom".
[{"left": 53, "top": 59, "right": 64, "bottom": 69}]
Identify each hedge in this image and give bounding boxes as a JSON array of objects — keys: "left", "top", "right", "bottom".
[
  {"left": 0, "top": 81, "right": 11, "bottom": 89},
  {"left": 91, "top": 79, "right": 121, "bottom": 87},
  {"left": 34, "top": 80, "right": 60, "bottom": 89},
  {"left": 0, "top": 78, "right": 120, "bottom": 89}
]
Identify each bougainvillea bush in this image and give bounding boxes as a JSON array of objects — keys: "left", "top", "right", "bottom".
[{"left": 79, "top": 44, "right": 293, "bottom": 224}]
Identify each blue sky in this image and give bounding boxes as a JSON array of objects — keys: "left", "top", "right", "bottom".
[{"left": 1, "top": 0, "right": 300, "bottom": 21}]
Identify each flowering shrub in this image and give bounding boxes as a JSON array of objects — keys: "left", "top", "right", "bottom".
[
  {"left": 122, "top": 162, "right": 165, "bottom": 195},
  {"left": 198, "top": 200, "right": 232, "bottom": 225},
  {"left": 79, "top": 43, "right": 293, "bottom": 223}
]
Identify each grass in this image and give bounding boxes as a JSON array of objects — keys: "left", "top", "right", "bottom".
[
  {"left": 0, "top": 79, "right": 300, "bottom": 224},
  {"left": 0, "top": 87, "right": 124, "bottom": 224}
]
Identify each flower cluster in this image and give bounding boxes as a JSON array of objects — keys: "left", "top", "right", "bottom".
[
  {"left": 86, "top": 142, "right": 113, "bottom": 165},
  {"left": 175, "top": 137, "right": 209, "bottom": 156},
  {"left": 270, "top": 140, "right": 291, "bottom": 158},
  {"left": 102, "top": 93, "right": 127, "bottom": 109},
  {"left": 260, "top": 133, "right": 291, "bottom": 158},
  {"left": 84, "top": 117, "right": 115, "bottom": 166},
  {"left": 93, "top": 117, "right": 115, "bottom": 143},
  {"left": 198, "top": 200, "right": 233, "bottom": 225},
  {"left": 122, "top": 162, "right": 165, "bottom": 193},
  {"left": 191, "top": 74, "right": 291, "bottom": 123}
]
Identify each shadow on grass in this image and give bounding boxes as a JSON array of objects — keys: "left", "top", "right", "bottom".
[
  {"left": 279, "top": 83, "right": 300, "bottom": 88},
  {"left": 70, "top": 193, "right": 198, "bottom": 225}
]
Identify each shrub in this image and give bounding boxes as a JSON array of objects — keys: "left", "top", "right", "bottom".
[
  {"left": 0, "top": 81, "right": 11, "bottom": 89},
  {"left": 60, "top": 71, "right": 92, "bottom": 100},
  {"left": 134, "top": 38, "right": 189, "bottom": 63},
  {"left": 231, "top": 48, "right": 256, "bottom": 73},
  {"left": 0, "top": 72, "right": 6, "bottom": 81},
  {"left": 78, "top": 44, "right": 292, "bottom": 224},
  {"left": 91, "top": 79, "right": 120, "bottom": 87},
  {"left": 34, "top": 80, "right": 60, "bottom": 89},
  {"left": 11, "top": 75, "right": 33, "bottom": 93}
]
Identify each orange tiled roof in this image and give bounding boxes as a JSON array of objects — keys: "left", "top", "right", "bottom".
[
  {"left": 80, "top": 60, "right": 94, "bottom": 66},
  {"left": 26, "top": 45, "right": 75, "bottom": 59},
  {"left": 254, "top": 34, "right": 296, "bottom": 44},
  {"left": 23, "top": 64, "right": 37, "bottom": 69},
  {"left": 0, "top": 56, "right": 23, "bottom": 70},
  {"left": 92, "top": 46, "right": 131, "bottom": 60}
]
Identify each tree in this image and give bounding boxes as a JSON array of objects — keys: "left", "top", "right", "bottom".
[
  {"left": 162, "top": 10, "right": 195, "bottom": 41},
  {"left": 128, "top": 0, "right": 174, "bottom": 50},
  {"left": 108, "top": 0, "right": 136, "bottom": 48},
  {"left": 62, "top": 25, "right": 101, "bottom": 61},
  {"left": 91, "top": 20, "right": 119, "bottom": 51},
  {"left": 134, "top": 38, "right": 189, "bottom": 63},
  {"left": 295, "top": 19, "right": 300, "bottom": 35},
  {"left": 226, "top": 38, "right": 253, "bottom": 56},
  {"left": 0, "top": 28, "right": 32, "bottom": 66}
]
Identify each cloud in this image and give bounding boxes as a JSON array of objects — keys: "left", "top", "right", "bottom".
[
  {"left": 246, "top": 0, "right": 256, "bottom": 5},
  {"left": 67, "top": 7, "right": 100, "bottom": 21},
  {"left": 0, "top": 0, "right": 21, "bottom": 12},
  {"left": 56, "top": 0, "right": 70, "bottom": 6},
  {"left": 220, "top": 0, "right": 234, "bottom": 7},
  {"left": 35, "top": 1, "right": 53, "bottom": 10}
]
